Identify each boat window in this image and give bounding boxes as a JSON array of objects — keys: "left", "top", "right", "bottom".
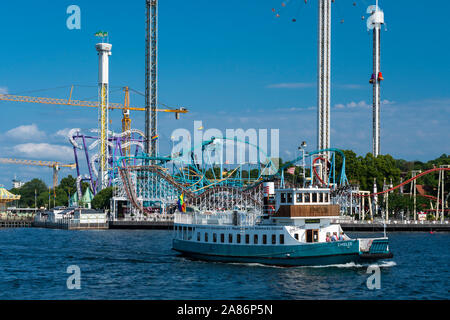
[
  {"left": 205, "top": 233, "right": 208, "bottom": 242},
  {"left": 228, "top": 234, "right": 233, "bottom": 243},
  {"left": 272, "top": 234, "right": 276, "bottom": 245},
  {"left": 237, "top": 234, "right": 241, "bottom": 244},
  {"left": 245, "top": 234, "right": 250, "bottom": 244},
  {"left": 287, "top": 193, "right": 292, "bottom": 203},
  {"left": 318, "top": 193, "right": 323, "bottom": 202},
  {"left": 304, "top": 193, "right": 310, "bottom": 203},
  {"left": 280, "top": 234, "right": 285, "bottom": 244},
  {"left": 220, "top": 234, "right": 225, "bottom": 243},
  {"left": 197, "top": 232, "right": 200, "bottom": 241},
  {"left": 254, "top": 234, "right": 258, "bottom": 244},
  {"left": 296, "top": 193, "right": 303, "bottom": 203},
  {"left": 325, "top": 193, "right": 329, "bottom": 202},
  {"left": 294, "top": 233, "right": 299, "bottom": 240},
  {"left": 280, "top": 193, "right": 286, "bottom": 203},
  {"left": 312, "top": 193, "right": 317, "bottom": 203},
  {"left": 213, "top": 233, "right": 217, "bottom": 243},
  {"left": 262, "top": 234, "right": 267, "bottom": 244}
]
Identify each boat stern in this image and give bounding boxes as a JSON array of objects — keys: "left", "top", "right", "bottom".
[{"left": 358, "top": 237, "right": 393, "bottom": 260}]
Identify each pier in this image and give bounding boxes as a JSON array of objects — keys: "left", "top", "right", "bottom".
[
  {"left": 338, "top": 219, "right": 450, "bottom": 232},
  {"left": 109, "top": 220, "right": 172, "bottom": 229},
  {"left": 0, "top": 218, "right": 33, "bottom": 228},
  {"left": 32, "top": 220, "right": 108, "bottom": 230}
]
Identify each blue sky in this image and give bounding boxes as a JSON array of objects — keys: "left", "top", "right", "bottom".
[{"left": 0, "top": 0, "right": 449, "bottom": 188}]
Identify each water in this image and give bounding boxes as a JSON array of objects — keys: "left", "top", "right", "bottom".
[{"left": 0, "top": 228, "right": 448, "bottom": 299}]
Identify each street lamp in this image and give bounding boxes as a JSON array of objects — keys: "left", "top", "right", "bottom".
[{"left": 298, "top": 141, "right": 307, "bottom": 187}]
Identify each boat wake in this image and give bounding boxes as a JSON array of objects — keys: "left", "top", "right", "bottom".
[
  {"left": 304, "top": 260, "right": 397, "bottom": 269},
  {"left": 217, "top": 260, "right": 397, "bottom": 269}
]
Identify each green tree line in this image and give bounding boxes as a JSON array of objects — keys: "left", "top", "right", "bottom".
[{"left": 9, "top": 175, "right": 89, "bottom": 209}]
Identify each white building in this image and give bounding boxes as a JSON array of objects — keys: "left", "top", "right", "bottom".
[
  {"left": 12, "top": 178, "right": 25, "bottom": 189},
  {"left": 73, "top": 209, "right": 107, "bottom": 224}
]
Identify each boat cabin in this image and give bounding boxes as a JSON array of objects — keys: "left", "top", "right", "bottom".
[
  {"left": 273, "top": 187, "right": 339, "bottom": 217},
  {"left": 263, "top": 187, "right": 343, "bottom": 242}
]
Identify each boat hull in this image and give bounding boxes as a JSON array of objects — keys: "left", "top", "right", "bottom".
[{"left": 172, "top": 239, "right": 391, "bottom": 266}]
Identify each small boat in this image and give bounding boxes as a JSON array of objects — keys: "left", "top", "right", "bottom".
[{"left": 172, "top": 183, "right": 393, "bottom": 266}]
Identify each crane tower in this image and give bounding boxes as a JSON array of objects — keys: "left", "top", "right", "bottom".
[
  {"left": 96, "top": 42, "right": 112, "bottom": 190},
  {"left": 367, "top": 1, "right": 384, "bottom": 157}
]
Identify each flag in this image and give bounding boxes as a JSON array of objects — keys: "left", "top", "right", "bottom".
[
  {"left": 197, "top": 126, "right": 204, "bottom": 130},
  {"left": 94, "top": 31, "right": 108, "bottom": 37},
  {"left": 177, "top": 193, "right": 186, "bottom": 213},
  {"left": 151, "top": 135, "right": 159, "bottom": 140},
  {"left": 287, "top": 167, "right": 295, "bottom": 175}
]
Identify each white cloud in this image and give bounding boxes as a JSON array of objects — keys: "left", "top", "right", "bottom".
[
  {"left": 266, "top": 82, "right": 315, "bottom": 89},
  {"left": 348, "top": 101, "right": 370, "bottom": 108},
  {"left": 381, "top": 99, "right": 395, "bottom": 105},
  {"left": 334, "top": 100, "right": 370, "bottom": 109},
  {"left": 0, "top": 87, "right": 8, "bottom": 94},
  {"left": 5, "top": 124, "right": 46, "bottom": 141},
  {"left": 54, "top": 128, "right": 72, "bottom": 139},
  {"left": 275, "top": 106, "right": 315, "bottom": 112},
  {"left": 334, "top": 99, "right": 395, "bottom": 110},
  {"left": 12, "top": 143, "right": 74, "bottom": 161}
]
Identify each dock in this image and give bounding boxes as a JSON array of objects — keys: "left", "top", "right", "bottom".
[
  {"left": 32, "top": 220, "right": 108, "bottom": 230},
  {"left": 339, "top": 220, "right": 450, "bottom": 232},
  {"left": 2, "top": 216, "right": 449, "bottom": 232},
  {"left": 0, "top": 219, "right": 33, "bottom": 228},
  {"left": 109, "top": 220, "right": 173, "bottom": 229}
]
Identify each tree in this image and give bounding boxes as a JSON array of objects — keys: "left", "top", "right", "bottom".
[
  {"left": 10, "top": 179, "right": 47, "bottom": 208},
  {"left": 91, "top": 187, "right": 113, "bottom": 210}
]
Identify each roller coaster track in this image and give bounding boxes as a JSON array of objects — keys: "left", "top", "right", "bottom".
[
  {"left": 312, "top": 156, "right": 329, "bottom": 187},
  {"left": 351, "top": 167, "right": 450, "bottom": 197},
  {"left": 118, "top": 165, "right": 262, "bottom": 213}
]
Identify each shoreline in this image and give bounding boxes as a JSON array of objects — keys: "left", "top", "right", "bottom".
[{"left": 1, "top": 219, "right": 449, "bottom": 232}]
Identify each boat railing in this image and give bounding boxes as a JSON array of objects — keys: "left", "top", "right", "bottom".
[{"left": 174, "top": 211, "right": 262, "bottom": 226}]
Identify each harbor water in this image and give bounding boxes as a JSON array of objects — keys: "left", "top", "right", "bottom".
[{"left": 0, "top": 228, "right": 448, "bottom": 300}]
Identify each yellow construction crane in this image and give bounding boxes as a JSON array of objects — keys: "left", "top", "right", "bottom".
[
  {"left": 0, "top": 86, "right": 188, "bottom": 115},
  {"left": 0, "top": 158, "right": 76, "bottom": 196},
  {"left": 0, "top": 86, "right": 188, "bottom": 128}
]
